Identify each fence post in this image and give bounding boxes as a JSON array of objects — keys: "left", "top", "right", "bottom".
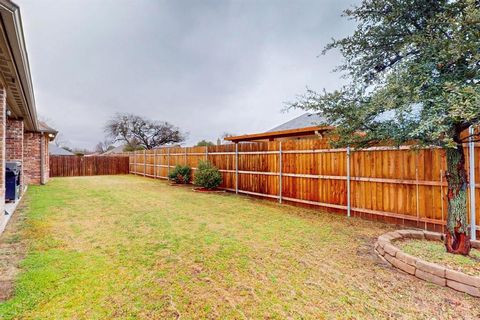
[
  {"left": 279, "top": 141, "right": 282, "bottom": 203},
  {"left": 153, "top": 149, "right": 157, "bottom": 179},
  {"left": 185, "top": 147, "right": 187, "bottom": 165},
  {"left": 415, "top": 153, "right": 420, "bottom": 227},
  {"left": 133, "top": 151, "right": 136, "bottom": 175},
  {"left": 168, "top": 147, "right": 171, "bottom": 176},
  {"left": 346, "top": 146, "right": 351, "bottom": 217},
  {"left": 469, "top": 125, "right": 476, "bottom": 240},
  {"left": 205, "top": 145, "right": 208, "bottom": 162},
  {"left": 143, "top": 150, "right": 146, "bottom": 177},
  {"left": 235, "top": 143, "right": 239, "bottom": 194}
]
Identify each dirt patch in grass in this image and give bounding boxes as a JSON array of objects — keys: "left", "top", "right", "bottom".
[
  {"left": 0, "top": 176, "right": 479, "bottom": 319},
  {"left": 397, "top": 239, "right": 480, "bottom": 276},
  {"left": 0, "top": 199, "right": 28, "bottom": 301}
]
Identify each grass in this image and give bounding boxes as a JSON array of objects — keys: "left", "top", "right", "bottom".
[
  {"left": 0, "top": 175, "right": 479, "bottom": 319},
  {"left": 397, "top": 239, "right": 480, "bottom": 276}
]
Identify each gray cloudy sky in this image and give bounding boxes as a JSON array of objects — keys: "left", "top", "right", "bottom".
[{"left": 20, "top": 0, "right": 357, "bottom": 149}]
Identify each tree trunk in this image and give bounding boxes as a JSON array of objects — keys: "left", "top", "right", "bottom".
[{"left": 444, "top": 145, "right": 471, "bottom": 255}]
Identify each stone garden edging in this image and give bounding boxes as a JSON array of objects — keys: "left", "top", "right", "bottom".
[{"left": 375, "top": 230, "right": 480, "bottom": 297}]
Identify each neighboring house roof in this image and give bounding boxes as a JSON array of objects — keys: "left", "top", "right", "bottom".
[
  {"left": 102, "top": 145, "right": 126, "bottom": 155},
  {"left": 49, "top": 143, "right": 74, "bottom": 156},
  {"left": 268, "top": 113, "right": 327, "bottom": 132},
  {"left": 225, "top": 113, "right": 332, "bottom": 143}
]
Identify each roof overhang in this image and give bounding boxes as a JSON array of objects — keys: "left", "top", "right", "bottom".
[
  {"left": 225, "top": 125, "right": 334, "bottom": 143},
  {"left": 0, "top": 0, "right": 37, "bottom": 131}
]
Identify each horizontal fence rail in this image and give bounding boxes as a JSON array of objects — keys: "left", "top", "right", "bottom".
[
  {"left": 50, "top": 155, "right": 130, "bottom": 177},
  {"left": 126, "top": 136, "right": 479, "bottom": 235}
]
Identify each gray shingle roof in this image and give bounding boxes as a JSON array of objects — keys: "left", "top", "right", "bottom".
[
  {"left": 49, "top": 143, "right": 74, "bottom": 155},
  {"left": 268, "top": 113, "right": 327, "bottom": 132},
  {"left": 102, "top": 144, "right": 126, "bottom": 155}
]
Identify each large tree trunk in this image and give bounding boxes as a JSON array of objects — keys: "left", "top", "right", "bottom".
[{"left": 444, "top": 145, "right": 471, "bottom": 255}]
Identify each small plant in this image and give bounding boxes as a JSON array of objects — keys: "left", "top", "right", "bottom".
[
  {"left": 168, "top": 165, "right": 191, "bottom": 184},
  {"left": 194, "top": 161, "right": 222, "bottom": 190}
]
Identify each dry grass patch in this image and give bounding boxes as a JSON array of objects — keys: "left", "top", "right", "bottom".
[{"left": 0, "top": 175, "right": 479, "bottom": 319}]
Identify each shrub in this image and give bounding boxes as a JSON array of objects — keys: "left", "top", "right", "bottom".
[
  {"left": 168, "top": 165, "right": 191, "bottom": 184},
  {"left": 194, "top": 161, "right": 222, "bottom": 189}
]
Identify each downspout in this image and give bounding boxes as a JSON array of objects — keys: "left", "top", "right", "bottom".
[{"left": 40, "top": 133, "right": 44, "bottom": 184}]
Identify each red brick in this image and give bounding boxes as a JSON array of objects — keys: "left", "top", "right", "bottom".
[
  {"left": 24, "top": 132, "right": 49, "bottom": 185},
  {"left": 0, "top": 87, "right": 6, "bottom": 221}
]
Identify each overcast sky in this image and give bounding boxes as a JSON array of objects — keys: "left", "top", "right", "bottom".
[{"left": 20, "top": 0, "right": 357, "bottom": 149}]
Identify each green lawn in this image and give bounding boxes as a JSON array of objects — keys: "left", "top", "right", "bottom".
[{"left": 0, "top": 175, "right": 478, "bottom": 319}]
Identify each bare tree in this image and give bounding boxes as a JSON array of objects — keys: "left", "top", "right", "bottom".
[
  {"left": 54, "top": 133, "right": 69, "bottom": 148},
  {"left": 95, "top": 140, "right": 114, "bottom": 153},
  {"left": 104, "top": 113, "right": 185, "bottom": 150}
]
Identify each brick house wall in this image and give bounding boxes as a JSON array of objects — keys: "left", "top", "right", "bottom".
[
  {"left": 6, "top": 118, "right": 24, "bottom": 189},
  {"left": 23, "top": 132, "right": 49, "bottom": 185},
  {"left": 6, "top": 119, "right": 23, "bottom": 162},
  {"left": 0, "top": 88, "right": 6, "bottom": 226}
]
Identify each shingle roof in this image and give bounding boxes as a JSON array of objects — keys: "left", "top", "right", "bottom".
[
  {"left": 48, "top": 143, "right": 74, "bottom": 155},
  {"left": 102, "top": 144, "right": 126, "bottom": 155},
  {"left": 38, "top": 121, "right": 58, "bottom": 134},
  {"left": 268, "top": 113, "right": 327, "bottom": 132}
]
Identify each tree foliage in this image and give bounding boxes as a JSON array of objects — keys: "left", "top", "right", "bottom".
[
  {"left": 290, "top": 0, "right": 479, "bottom": 148},
  {"left": 105, "top": 113, "right": 185, "bottom": 150},
  {"left": 195, "top": 140, "right": 215, "bottom": 147},
  {"left": 289, "top": 0, "right": 479, "bottom": 254}
]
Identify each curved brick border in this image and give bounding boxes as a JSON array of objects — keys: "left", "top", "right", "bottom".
[{"left": 375, "top": 230, "right": 480, "bottom": 297}]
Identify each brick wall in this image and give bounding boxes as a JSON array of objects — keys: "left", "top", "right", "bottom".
[
  {"left": 23, "top": 132, "right": 49, "bottom": 185},
  {"left": 0, "top": 88, "right": 6, "bottom": 226},
  {"left": 6, "top": 118, "right": 24, "bottom": 189},
  {"left": 6, "top": 119, "right": 23, "bottom": 162}
]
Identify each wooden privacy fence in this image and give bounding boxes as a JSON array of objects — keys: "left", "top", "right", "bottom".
[
  {"left": 128, "top": 138, "right": 479, "bottom": 234},
  {"left": 50, "top": 155, "right": 130, "bottom": 177}
]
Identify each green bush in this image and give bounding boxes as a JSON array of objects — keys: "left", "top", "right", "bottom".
[
  {"left": 194, "top": 161, "right": 222, "bottom": 189},
  {"left": 168, "top": 165, "right": 191, "bottom": 184}
]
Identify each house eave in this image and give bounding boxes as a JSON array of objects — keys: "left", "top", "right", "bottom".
[{"left": 0, "top": 0, "right": 38, "bottom": 131}]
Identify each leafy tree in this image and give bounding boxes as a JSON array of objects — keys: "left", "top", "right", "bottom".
[
  {"left": 105, "top": 113, "right": 185, "bottom": 150},
  {"left": 290, "top": 0, "right": 479, "bottom": 254},
  {"left": 195, "top": 140, "right": 215, "bottom": 147}
]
